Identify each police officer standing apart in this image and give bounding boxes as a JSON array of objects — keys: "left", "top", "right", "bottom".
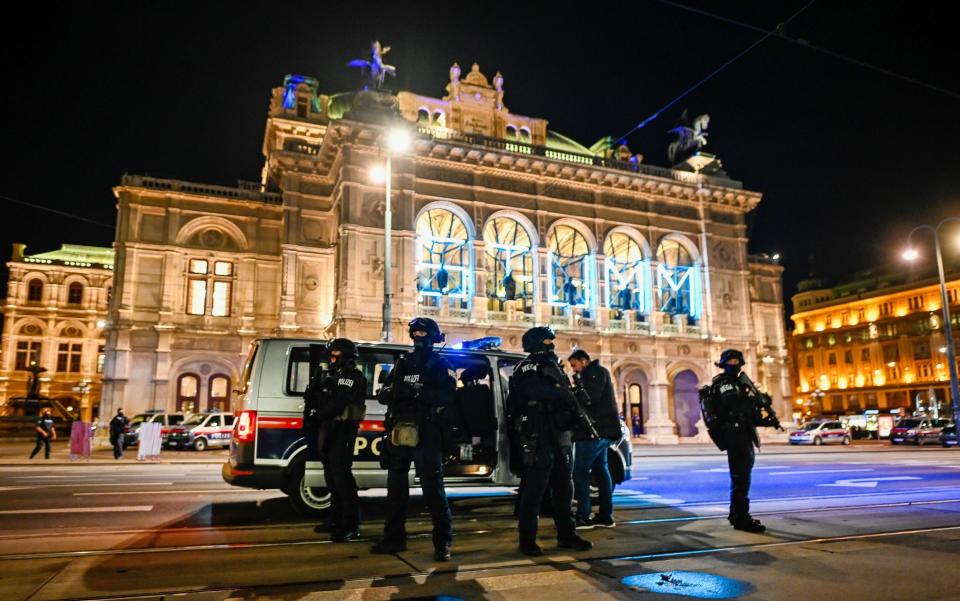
[
  {"left": 109, "top": 408, "right": 129, "bottom": 460},
  {"left": 509, "top": 326, "right": 592, "bottom": 556},
  {"left": 304, "top": 338, "right": 367, "bottom": 542},
  {"left": 29, "top": 409, "right": 56, "bottom": 459},
  {"left": 568, "top": 349, "right": 622, "bottom": 529},
  {"left": 372, "top": 317, "right": 456, "bottom": 561},
  {"left": 707, "top": 349, "right": 778, "bottom": 533}
]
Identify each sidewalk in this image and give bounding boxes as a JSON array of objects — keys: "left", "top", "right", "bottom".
[{"left": 0, "top": 440, "right": 228, "bottom": 465}]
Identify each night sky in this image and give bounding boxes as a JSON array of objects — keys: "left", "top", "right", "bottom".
[{"left": 2, "top": 1, "right": 958, "bottom": 314}]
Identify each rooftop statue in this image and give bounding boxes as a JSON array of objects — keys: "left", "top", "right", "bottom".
[
  {"left": 493, "top": 71, "right": 504, "bottom": 110},
  {"left": 448, "top": 62, "right": 462, "bottom": 101},
  {"left": 667, "top": 110, "right": 710, "bottom": 165},
  {"left": 347, "top": 41, "right": 396, "bottom": 89}
]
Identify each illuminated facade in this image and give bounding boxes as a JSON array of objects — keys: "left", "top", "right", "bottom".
[
  {"left": 0, "top": 244, "right": 113, "bottom": 420},
  {"left": 102, "top": 63, "right": 789, "bottom": 442},
  {"left": 790, "top": 270, "right": 960, "bottom": 417}
]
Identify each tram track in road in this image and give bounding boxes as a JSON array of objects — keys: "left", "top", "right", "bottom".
[
  {"left": 4, "top": 493, "right": 960, "bottom": 561},
  {"left": 18, "top": 522, "right": 960, "bottom": 601}
]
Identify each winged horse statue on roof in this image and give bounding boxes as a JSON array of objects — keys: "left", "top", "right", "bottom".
[{"left": 347, "top": 41, "right": 396, "bottom": 89}]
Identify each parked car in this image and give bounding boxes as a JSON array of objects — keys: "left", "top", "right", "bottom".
[
  {"left": 890, "top": 417, "right": 953, "bottom": 445},
  {"left": 940, "top": 425, "right": 959, "bottom": 448},
  {"left": 166, "top": 413, "right": 235, "bottom": 451},
  {"left": 222, "top": 337, "right": 633, "bottom": 516},
  {"left": 789, "top": 420, "right": 851, "bottom": 445},
  {"left": 123, "top": 411, "right": 186, "bottom": 447}
]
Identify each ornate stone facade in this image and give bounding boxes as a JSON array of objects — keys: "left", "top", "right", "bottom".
[
  {"left": 101, "top": 64, "right": 790, "bottom": 442},
  {"left": 0, "top": 244, "right": 113, "bottom": 420}
]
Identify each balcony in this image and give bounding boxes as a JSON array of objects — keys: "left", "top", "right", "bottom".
[{"left": 416, "top": 127, "right": 742, "bottom": 189}]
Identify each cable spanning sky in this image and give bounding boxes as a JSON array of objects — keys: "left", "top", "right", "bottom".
[{"left": 1, "top": 1, "right": 957, "bottom": 311}]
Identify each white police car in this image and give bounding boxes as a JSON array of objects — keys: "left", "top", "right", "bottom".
[
  {"left": 165, "top": 412, "right": 235, "bottom": 451},
  {"left": 222, "top": 336, "right": 633, "bottom": 516},
  {"left": 789, "top": 420, "right": 851, "bottom": 446}
]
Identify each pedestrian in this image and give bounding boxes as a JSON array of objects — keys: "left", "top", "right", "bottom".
[
  {"left": 305, "top": 338, "right": 367, "bottom": 542},
  {"left": 371, "top": 317, "right": 456, "bottom": 562},
  {"left": 568, "top": 349, "right": 622, "bottom": 529},
  {"left": 109, "top": 408, "right": 129, "bottom": 460},
  {"left": 29, "top": 409, "right": 56, "bottom": 459},
  {"left": 507, "top": 326, "right": 592, "bottom": 556},
  {"left": 703, "top": 349, "right": 780, "bottom": 533}
]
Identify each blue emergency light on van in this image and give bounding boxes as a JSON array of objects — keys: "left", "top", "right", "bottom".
[{"left": 452, "top": 337, "right": 502, "bottom": 350}]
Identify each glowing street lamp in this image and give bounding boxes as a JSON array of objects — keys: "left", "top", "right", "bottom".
[
  {"left": 371, "top": 127, "right": 412, "bottom": 342},
  {"left": 903, "top": 218, "right": 960, "bottom": 431}
]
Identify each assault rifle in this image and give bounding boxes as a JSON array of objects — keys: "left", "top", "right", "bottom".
[
  {"left": 738, "top": 372, "right": 785, "bottom": 432},
  {"left": 571, "top": 374, "right": 601, "bottom": 439}
]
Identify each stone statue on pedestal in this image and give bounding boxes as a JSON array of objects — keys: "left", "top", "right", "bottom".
[
  {"left": 493, "top": 72, "right": 504, "bottom": 110},
  {"left": 347, "top": 41, "right": 397, "bottom": 90},
  {"left": 448, "top": 62, "right": 462, "bottom": 101}
]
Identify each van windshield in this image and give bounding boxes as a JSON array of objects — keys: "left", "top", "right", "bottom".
[
  {"left": 239, "top": 341, "right": 260, "bottom": 397},
  {"left": 897, "top": 418, "right": 922, "bottom": 428},
  {"left": 803, "top": 422, "right": 826, "bottom": 431},
  {"left": 181, "top": 414, "right": 207, "bottom": 426}
]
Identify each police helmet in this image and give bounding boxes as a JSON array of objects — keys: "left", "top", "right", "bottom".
[
  {"left": 408, "top": 317, "right": 445, "bottom": 344},
  {"left": 522, "top": 326, "right": 557, "bottom": 353},
  {"left": 328, "top": 338, "right": 358, "bottom": 359},
  {"left": 717, "top": 348, "right": 745, "bottom": 367},
  {"left": 459, "top": 365, "right": 488, "bottom": 383}
]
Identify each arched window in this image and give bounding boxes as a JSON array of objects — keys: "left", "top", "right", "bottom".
[
  {"left": 208, "top": 374, "right": 231, "bottom": 412},
  {"left": 177, "top": 373, "right": 200, "bottom": 413},
  {"left": 656, "top": 239, "right": 702, "bottom": 320},
  {"left": 483, "top": 216, "right": 534, "bottom": 313},
  {"left": 505, "top": 125, "right": 518, "bottom": 140},
  {"left": 519, "top": 126, "right": 531, "bottom": 143},
  {"left": 68, "top": 282, "right": 83, "bottom": 305},
  {"left": 27, "top": 279, "right": 43, "bottom": 302},
  {"left": 604, "top": 232, "right": 647, "bottom": 316},
  {"left": 432, "top": 110, "right": 446, "bottom": 128},
  {"left": 547, "top": 224, "right": 592, "bottom": 310},
  {"left": 417, "top": 108, "right": 430, "bottom": 125},
  {"left": 416, "top": 207, "right": 472, "bottom": 308}
]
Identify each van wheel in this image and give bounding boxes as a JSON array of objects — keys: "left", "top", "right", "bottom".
[
  {"left": 286, "top": 461, "right": 331, "bottom": 517},
  {"left": 193, "top": 438, "right": 208, "bottom": 452},
  {"left": 813, "top": 437, "right": 823, "bottom": 446},
  {"left": 842, "top": 436, "right": 851, "bottom": 446}
]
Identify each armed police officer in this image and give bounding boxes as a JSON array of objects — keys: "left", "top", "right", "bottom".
[
  {"left": 508, "top": 326, "right": 593, "bottom": 556},
  {"left": 702, "top": 349, "right": 782, "bottom": 533},
  {"left": 304, "top": 338, "right": 367, "bottom": 542},
  {"left": 372, "top": 317, "right": 456, "bottom": 561}
]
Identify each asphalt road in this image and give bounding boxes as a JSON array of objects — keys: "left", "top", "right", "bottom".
[{"left": 3, "top": 447, "right": 960, "bottom": 600}]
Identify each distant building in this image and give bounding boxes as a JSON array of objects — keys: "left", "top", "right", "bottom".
[
  {"left": 0, "top": 244, "right": 113, "bottom": 420},
  {"left": 98, "top": 63, "right": 789, "bottom": 442},
  {"left": 789, "top": 268, "right": 960, "bottom": 418}
]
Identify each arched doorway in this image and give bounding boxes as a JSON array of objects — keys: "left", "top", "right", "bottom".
[
  {"left": 620, "top": 367, "right": 649, "bottom": 437},
  {"left": 672, "top": 370, "right": 700, "bottom": 437},
  {"left": 208, "top": 374, "right": 231, "bottom": 412},
  {"left": 177, "top": 373, "right": 200, "bottom": 413}
]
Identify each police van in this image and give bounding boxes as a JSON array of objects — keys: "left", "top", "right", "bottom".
[{"left": 222, "top": 336, "right": 633, "bottom": 516}]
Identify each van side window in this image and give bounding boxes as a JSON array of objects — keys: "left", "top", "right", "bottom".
[
  {"left": 169, "top": 415, "right": 184, "bottom": 426},
  {"left": 286, "top": 347, "right": 313, "bottom": 395},
  {"left": 224, "top": 415, "right": 235, "bottom": 426},
  {"left": 358, "top": 350, "right": 400, "bottom": 397}
]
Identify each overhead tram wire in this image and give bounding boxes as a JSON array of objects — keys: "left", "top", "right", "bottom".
[
  {"left": 1, "top": 194, "right": 115, "bottom": 230},
  {"left": 615, "top": 0, "right": 818, "bottom": 144},
  {"left": 653, "top": 0, "right": 960, "bottom": 101}
]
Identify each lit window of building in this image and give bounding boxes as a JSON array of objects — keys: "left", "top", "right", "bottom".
[
  {"left": 655, "top": 239, "right": 700, "bottom": 321},
  {"left": 547, "top": 224, "right": 592, "bottom": 311},
  {"left": 57, "top": 342, "right": 83, "bottom": 373},
  {"left": 416, "top": 207, "right": 472, "bottom": 310},
  {"left": 185, "top": 259, "right": 233, "bottom": 317},
  {"left": 604, "top": 231, "right": 647, "bottom": 318},
  {"left": 483, "top": 216, "right": 534, "bottom": 313}
]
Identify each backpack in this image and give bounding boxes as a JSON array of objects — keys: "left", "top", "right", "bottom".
[{"left": 698, "top": 384, "right": 727, "bottom": 451}]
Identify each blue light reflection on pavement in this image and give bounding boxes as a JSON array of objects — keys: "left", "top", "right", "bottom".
[{"left": 621, "top": 571, "right": 754, "bottom": 599}]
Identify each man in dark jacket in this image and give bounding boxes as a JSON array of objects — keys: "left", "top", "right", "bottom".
[
  {"left": 371, "top": 317, "right": 457, "bottom": 561},
  {"left": 109, "top": 409, "right": 129, "bottom": 460},
  {"left": 304, "top": 338, "right": 367, "bottom": 542},
  {"left": 29, "top": 409, "right": 56, "bottom": 459},
  {"left": 568, "top": 350, "right": 621, "bottom": 529}
]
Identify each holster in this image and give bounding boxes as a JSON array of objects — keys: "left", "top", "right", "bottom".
[{"left": 390, "top": 422, "right": 419, "bottom": 447}]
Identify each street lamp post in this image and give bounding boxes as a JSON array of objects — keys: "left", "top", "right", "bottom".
[
  {"left": 903, "top": 217, "right": 960, "bottom": 430},
  {"left": 371, "top": 128, "right": 411, "bottom": 342}
]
